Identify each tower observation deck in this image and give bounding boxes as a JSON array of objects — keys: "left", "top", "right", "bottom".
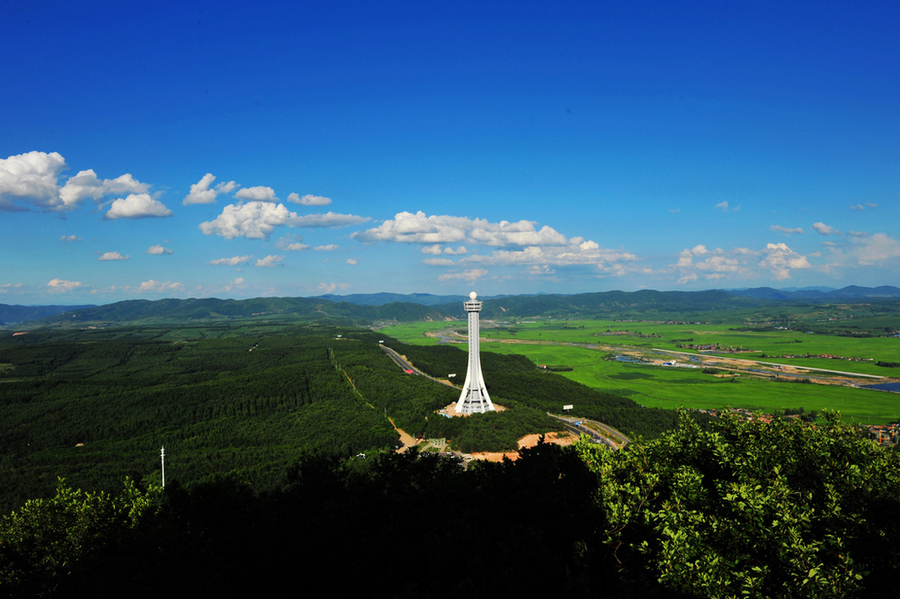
[{"left": 456, "top": 291, "right": 495, "bottom": 414}]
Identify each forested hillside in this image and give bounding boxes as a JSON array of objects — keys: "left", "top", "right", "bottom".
[
  {"left": 0, "top": 324, "right": 665, "bottom": 512},
  {"left": 0, "top": 326, "right": 398, "bottom": 512},
  {"left": 3, "top": 413, "right": 899, "bottom": 598}
]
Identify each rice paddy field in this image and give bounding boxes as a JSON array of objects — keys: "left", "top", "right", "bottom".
[{"left": 380, "top": 317, "right": 900, "bottom": 425}]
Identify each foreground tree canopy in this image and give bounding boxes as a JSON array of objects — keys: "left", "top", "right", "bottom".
[{"left": 3, "top": 411, "right": 899, "bottom": 599}]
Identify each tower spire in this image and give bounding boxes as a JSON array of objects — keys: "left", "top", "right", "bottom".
[{"left": 456, "top": 291, "right": 495, "bottom": 414}]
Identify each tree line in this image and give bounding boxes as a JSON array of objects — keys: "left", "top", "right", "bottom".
[{"left": 3, "top": 412, "right": 899, "bottom": 598}]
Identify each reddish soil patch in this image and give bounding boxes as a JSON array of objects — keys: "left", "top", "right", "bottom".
[{"left": 468, "top": 431, "right": 578, "bottom": 462}]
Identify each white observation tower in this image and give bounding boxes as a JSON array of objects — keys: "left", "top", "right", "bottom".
[{"left": 456, "top": 291, "right": 495, "bottom": 414}]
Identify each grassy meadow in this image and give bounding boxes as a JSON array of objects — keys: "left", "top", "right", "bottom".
[{"left": 380, "top": 317, "right": 900, "bottom": 425}]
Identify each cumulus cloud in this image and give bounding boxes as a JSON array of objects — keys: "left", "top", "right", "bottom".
[
  {"left": 60, "top": 170, "right": 149, "bottom": 208},
  {"left": 209, "top": 255, "right": 253, "bottom": 266},
  {"left": 314, "top": 244, "right": 340, "bottom": 251},
  {"left": 462, "top": 240, "right": 636, "bottom": 273},
  {"left": 0, "top": 152, "right": 155, "bottom": 213},
  {"left": 138, "top": 280, "right": 182, "bottom": 293},
  {"left": 200, "top": 202, "right": 295, "bottom": 239},
  {"left": 759, "top": 243, "right": 811, "bottom": 280},
  {"left": 147, "top": 244, "right": 172, "bottom": 255},
  {"left": 99, "top": 251, "right": 128, "bottom": 261},
  {"left": 288, "top": 193, "right": 332, "bottom": 206},
  {"left": 61, "top": 235, "right": 82, "bottom": 242},
  {"left": 354, "top": 211, "right": 568, "bottom": 247},
  {"left": 282, "top": 242, "right": 310, "bottom": 251},
  {"left": 47, "top": 278, "right": 84, "bottom": 291},
  {"left": 0, "top": 151, "right": 68, "bottom": 210},
  {"left": 346, "top": 258, "right": 358, "bottom": 265},
  {"left": 812, "top": 222, "right": 839, "bottom": 235},
  {"left": 438, "top": 268, "right": 489, "bottom": 283},
  {"left": 200, "top": 202, "right": 368, "bottom": 239},
  {"left": 277, "top": 235, "right": 310, "bottom": 251},
  {"left": 235, "top": 186, "right": 277, "bottom": 202},
  {"left": 422, "top": 244, "right": 443, "bottom": 255},
  {"left": 182, "top": 173, "right": 237, "bottom": 205},
  {"left": 771, "top": 225, "right": 803, "bottom": 235},
  {"left": 104, "top": 193, "right": 173, "bottom": 219},
  {"left": 674, "top": 245, "right": 763, "bottom": 283},
  {"left": 255, "top": 255, "right": 284, "bottom": 267},
  {"left": 715, "top": 201, "right": 739, "bottom": 213}
]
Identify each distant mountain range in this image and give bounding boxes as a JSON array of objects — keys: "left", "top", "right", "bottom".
[
  {"left": 722, "top": 285, "right": 900, "bottom": 301},
  {"left": 0, "top": 304, "right": 95, "bottom": 326},
  {"left": 3, "top": 285, "right": 898, "bottom": 327}
]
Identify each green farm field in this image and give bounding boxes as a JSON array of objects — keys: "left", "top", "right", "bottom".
[{"left": 381, "top": 318, "right": 900, "bottom": 425}]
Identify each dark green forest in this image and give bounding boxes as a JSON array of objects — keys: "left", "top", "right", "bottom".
[
  {"left": 0, "top": 324, "right": 669, "bottom": 513},
  {"left": 3, "top": 414, "right": 899, "bottom": 598}
]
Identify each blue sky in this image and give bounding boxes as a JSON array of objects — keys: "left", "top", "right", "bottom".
[{"left": 2, "top": 1, "right": 898, "bottom": 305}]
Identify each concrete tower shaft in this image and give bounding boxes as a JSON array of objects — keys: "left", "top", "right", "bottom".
[{"left": 456, "top": 291, "right": 494, "bottom": 414}]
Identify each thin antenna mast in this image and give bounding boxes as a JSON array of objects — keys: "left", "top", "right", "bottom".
[{"left": 160, "top": 446, "right": 166, "bottom": 488}]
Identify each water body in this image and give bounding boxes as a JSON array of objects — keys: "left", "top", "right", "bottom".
[
  {"left": 864, "top": 382, "right": 900, "bottom": 393},
  {"left": 616, "top": 355, "right": 645, "bottom": 364}
]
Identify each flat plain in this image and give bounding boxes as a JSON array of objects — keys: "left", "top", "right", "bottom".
[{"left": 381, "top": 315, "right": 900, "bottom": 425}]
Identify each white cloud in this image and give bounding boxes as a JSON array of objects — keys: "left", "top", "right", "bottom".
[
  {"left": 288, "top": 193, "right": 332, "bottom": 206},
  {"left": 853, "top": 233, "right": 900, "bottom": 265},
  {"left": 0, "top": 283, "right": 23, "bottom": 294},
  {"left": 346, "top": 258, "right": 358, "bottom": 265},
  {"left": 277, "top": 235, "right": 310, "bottom": 251},
  {"left": 209, "top": 255, "right": 253, "bottom": 266},
  {"left": 438, "top": 268, "right": 489, "bottom": 283},
  {"left": 317, "top": 282, "right": 351, "bottom": 294},
  {"left": 771, "top": 225, "right": 803, "bottom": 235},
  {"left": 462, "top": 241, "right": 636, "bottom": 272},
  {"left": 282, "top": 242, "right": 310, "bottom": 251},
  {"left": 60, "top": 170, "right": 150, "bottom": 208},
  {"left": 759, "top": 242, "right": 811, "bottom": 280},
  {"left": 200, "top": 202, "right": 295, "bottom": 239},
  {"left": 99, "top": 251, "right": 128, "bottom": 261},
  {"left": 715, "top": 201, "right": 739, "bottom": 213},
  {"left": 444, "top": 246, "right": 468, "bottom": 255},
  {"left": 182, "top": 173, "right": 237, "bottom": 205},
  {"left": 695, "top": 255, "right": 740, "bottom": 275},
  {"left": 0, "top": 151, "right": 68, "bottom": 210},
  {"left": 137, "top": 280, "right": 182, "bottom": 293},
  {"left": 235, "top": 186, "right": 277, "bottom": 202},
  {"left": 354, "top": 211, "right": 569, "bottom": 247},
  {"left": 812, "top": 222, "right": 839, "bottom": 235},
  {"left": 255, "top": 255, "right": 284, "bottom": 267},
  {"left": 314, "top": 244, "right": 340, "bottom": 251},
  {"left": 61, "top": 235, "right": 82, "bottom": 242},
  {"left": 289, "top": 212, "right": 370, "bottom": 228},
  {"left": 147, "top": 244, "right": 172, "bottom": 255},
  {"left": 47, "top": 278, "right": 84, "bottom": 291},
  {"left": 104, "top": 193, "right": 173, "bottom": 219},
  {"left": 423, "top": 257, "right": 456, "bottom": 266},
  {"left": 422, "top": 244, "right": 443, "bottom": 255}
]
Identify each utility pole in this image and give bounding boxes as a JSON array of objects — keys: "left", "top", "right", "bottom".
[{"left": 160, "top": 446, "right": 166, "bottom": 488}]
